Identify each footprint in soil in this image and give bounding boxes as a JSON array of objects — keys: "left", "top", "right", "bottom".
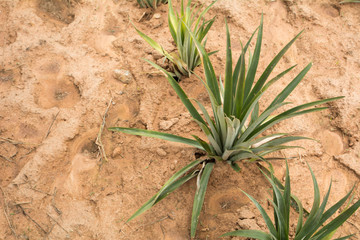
[
  {"left": 317, "top": 130, "right": 344, "bottom": 156},
  {"left": 36, "top": 0, "right": 77, "bottom": 25},
  {"left": 61, "top": 130, "right": 99, "bottom": 196},
  {"left": 0, "top": 4, "right": 17, "bottom": 46},
  {"left": 107, "top": 100, "right": 139, "bottom": 125},
  {"left": 0, "top": 68, "right": 21, "bottom": 92},
  {"left": 0, "top": 69, "right": 14, "bottom": 83},
  {"left": 35, "top": 76, "right": 81, "bottom": 109},
  {"left": 207, "top": 188, "right": 248, "bottom": 215},
  {"left": 34, "top": 59, "right": 81, "bottom": 109}
]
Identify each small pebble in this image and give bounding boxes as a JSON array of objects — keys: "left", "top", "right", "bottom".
[
  {"left": 236, "top": 208, "right": 255, "bottom": 219},
  {"left": 113, "top": 69, "right": 133, "bottom": 84},
  {"left": 170, "top": 164, "right": 175, "bottom": 170},
  {"left": 159, "top": 118, "right": 179, "bottom": 130},
  {"left": 154, "top": 13, "right": 161, "bottom": 19},
  {"left": 156, "top": 148, "right": 167, "bottom": 157},
  {"left": 112, "top": 147, "right": 122, "bottom": 158},
  {"left": 237, "top": 219, "right": 261, "bottom": 230}
]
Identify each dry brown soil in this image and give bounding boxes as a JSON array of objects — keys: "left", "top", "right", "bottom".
[{"left": 1, "top": 0, "right": 360, "bottom": 239}]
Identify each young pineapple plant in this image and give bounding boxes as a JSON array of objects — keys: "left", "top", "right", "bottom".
[
  {"left": 110, "top": 17, "right": 343, "bottom": 238},
  {"left": 134, "top": 0, "right": 217, "bottom": 78},
  {"left": 222, "top": 162, "right": 360, "bottom": 240},
  {"left": 137, "top": 0, "right": 168, "bottom": 9}
]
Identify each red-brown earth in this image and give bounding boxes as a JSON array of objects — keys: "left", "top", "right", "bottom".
[{"left": 0, "top": 0, "right": 360, "bottom": 239}]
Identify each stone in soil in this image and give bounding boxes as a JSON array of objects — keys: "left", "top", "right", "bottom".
[
  {"left": 159, "top": 118, "right": 179, "bottom": 130},
  {"left": 113, "top": 69, "right": 133, "bottom": 84}
]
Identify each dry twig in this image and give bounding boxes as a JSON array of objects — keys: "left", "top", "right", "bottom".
[
  {"left": 0, "top": 136, "right": 39, "bottom": 154},
  {"left": 51, "top": 188, "right": 62, "bottom": 215},
  {"left": 14, "top": 201, "right": 31, "bottom": 206},
  {"left": 43, "top": 111, "right": 60, "bottom": 140},
  {"left": 123, "top": 215, "right": 170, "bottom": 236},
  {"left": 0, "top": 154, "right": 14, "bottom": 163},
  {"left": 347, "top": 220, "right": 360, "bottom": 232},
  {"left": 17, "top": 205, "right": 48, "bottom": 235},
  {"left": 95, "top": 98, "right": 113, "bottom": 163},
  {"left": 44, "top": 223, "right": 55, "bottom": 239},
  {"left": 0, "top": 186, "right": 18, "bottom": 239},
  {"left": 47, "top": 212, "right": 69, "bottom": 235},
  {"left": 0, "top": 137, "right": 25, "bottom": 145},
  {"left": 29, "top": 186, "right": 52, "bottom": 196},
  {"left": 160, "top": 224, "right": 165, "bottom": 240},
  {"left": 19, "top": 147, "right": 37, "bottom": 160}
]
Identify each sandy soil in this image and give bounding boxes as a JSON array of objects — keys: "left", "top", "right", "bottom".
[{"left": 0, "top": 0, "right": 360, "bottom": 239}]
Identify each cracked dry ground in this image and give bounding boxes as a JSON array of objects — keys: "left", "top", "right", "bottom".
[{"left": 0, "top": 0, "right": 359, "bottom": 239}]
